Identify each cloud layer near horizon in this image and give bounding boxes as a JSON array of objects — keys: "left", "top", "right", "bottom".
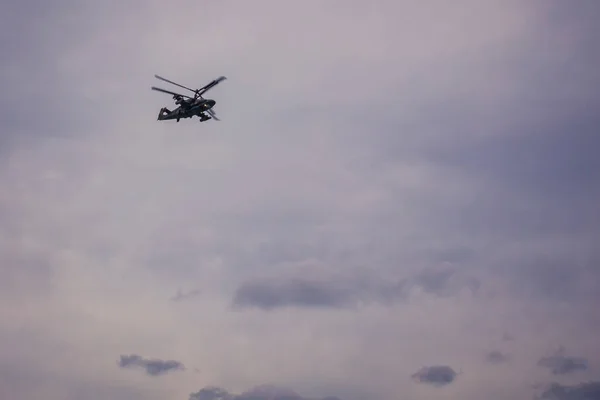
[{"left": 1, "top": 1, "right": 599, "bottom": 400}]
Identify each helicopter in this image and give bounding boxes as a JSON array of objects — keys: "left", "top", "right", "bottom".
[{"left": 151, "top": 74, "right": 227, "bottom": 122}]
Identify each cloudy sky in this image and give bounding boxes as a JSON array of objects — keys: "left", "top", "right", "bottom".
[{"left": 1, "top": 1, "right": 599, "bottom": 399}]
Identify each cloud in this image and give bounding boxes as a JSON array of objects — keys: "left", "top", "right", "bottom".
[
  {"left": 232, "top": 277, "right": 367, "bottom": 310},
  {"left": 486, "top": 351, "right": 509, "bottom": 365},
  {"left": 117, "top": 354, "right": 185, "bottom": 376},
  {"left": 170, "top": 288, "right": 202, "bottom": 302},
  {"left": 411, "top": 366, "right": 458, "bottom": 387},
  {"left": 232, "top": 263, "right": 480, "bottom": 310},
  {"left": 190, "top": 385, "right": 342, "bottom": 400},
  {"left": 412, "top": 265, "right": 481, "bottom": 297},
  {"left": 538, "top": 381, "right": 600, "bottom": 400},
  {"left": 537, "top": 347, "right": 590, "bottom": 375}
]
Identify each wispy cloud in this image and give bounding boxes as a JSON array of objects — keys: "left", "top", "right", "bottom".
[
  {"left": 232, "top": 264, "right": 479, "bottom": 310},
  {"left": 486, "top": 351, "right": 509, "bottom": 365},
  {"left": 118, "top": 354, "right": 185, "bottom": 376},
  {"left": 170, "top": 288, "right": 202, "bottom": 302},
  {"left": 538, "top": 381, "right": 600, "bottom": 400},
  {"left": 537, "top": 347, "right": 590, "bottom": 375}
]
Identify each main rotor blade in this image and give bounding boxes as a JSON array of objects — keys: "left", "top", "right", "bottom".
[
  {"left": 198, "top": 76, "right": 227, "bottom": 96},
  {"left": 151, "top": 86, "right": 194, "bottom": 99},
  {"left": 154, "top": 75, "right": 197, "bottom": 94},
  {"left": 206, "top": 108, "right": 220, "bottom": 121}
]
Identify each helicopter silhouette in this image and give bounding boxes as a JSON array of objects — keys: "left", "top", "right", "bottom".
[{"left": 151, "top": 74, "right": 226, "bottom": 122}]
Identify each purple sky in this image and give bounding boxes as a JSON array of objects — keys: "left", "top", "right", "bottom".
[{"left": 1, "top": 1, "right": 599, "bottom": 400}]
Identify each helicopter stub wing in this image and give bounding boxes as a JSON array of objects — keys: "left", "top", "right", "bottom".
[{"left": 206, "top": 108, "right": 220, "bottom": 121}]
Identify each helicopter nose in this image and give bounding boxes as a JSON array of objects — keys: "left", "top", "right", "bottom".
[{"left": 206, "top": 100, "right": 216, "bottom": 108}]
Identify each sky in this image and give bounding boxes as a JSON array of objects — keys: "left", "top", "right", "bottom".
[{"left": 1, "top": 1, "right": 599, "bottom": 399}]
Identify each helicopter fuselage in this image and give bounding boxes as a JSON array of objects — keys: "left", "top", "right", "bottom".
[{"left": 157, "top": 98, "right": 216, "bottom": 121}]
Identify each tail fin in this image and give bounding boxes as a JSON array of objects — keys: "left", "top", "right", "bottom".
[{"left": 157, "top": 107, "right": 171, "bottom": 120}]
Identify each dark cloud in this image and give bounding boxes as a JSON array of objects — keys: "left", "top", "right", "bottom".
[
  {"left": 232, "top": 264, "right": 479, "bottom": 310},
  {"left": 409, "top": 122, "right": 600, "bottom": 243},
  {"left": 411, "top": 365, "right": 458, "bottom": 387},
  {"left": 359, "top": 5, "right": 600, "bottom": 243},
  {"left": 232, "top": 278, "right": 366, "bottom": 310},
  {"left": 117, "top": 354, "right": 185, "bottom": 376},
  {"left": 537, "top": 347, "right": 589, "bottom": 375},
  {"left": 190, "top": 385, "right": 341, "bottom": 400},
  {"left": 538, "top": 381, "right": 600, "bottom": 400},
  {"left": 191, "top": 387, "right": 234, "bottom": 400},
  {"left": 486, "top": 351, "right": 509, "bottom": 365},
  {"left": 428, "top": 116, "right": 600, "bottom": 203}
]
